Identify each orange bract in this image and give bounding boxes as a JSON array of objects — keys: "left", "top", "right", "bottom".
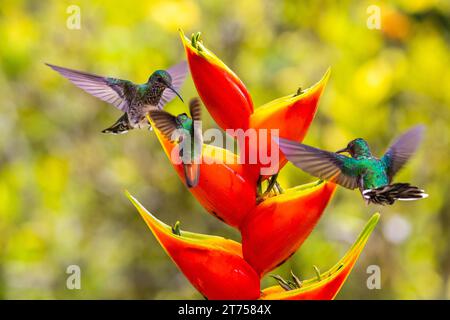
[{"left": 127, "top": 192, "right": 260, "bottom": 300}]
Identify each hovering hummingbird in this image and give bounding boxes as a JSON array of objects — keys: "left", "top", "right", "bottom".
[
  {"left": 278, "top": 125, "right": 428, "bottom": 205},
  {"left": 149, "top": 97, "right": 203, "bottom": 188},
  {"left": 46, "top": 61, "right": 188, "bottom": 134}
]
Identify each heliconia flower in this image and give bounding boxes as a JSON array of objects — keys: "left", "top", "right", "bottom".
[
  {"left": 127, "top": 192, "right": 261, "bottom": 300},
  {"left": 241, "top": 69, "right": 330, "bottom": 180},
  {"left": 260, "top": 213, "right": 380, "bottom": 300},
  {"left": 240, "top": 180, "right": 337, "bottom": 277},
  {"left": 150, "top": 123, "right": 257, "bottom": 228},
  {"left": 180, "top": 30, "right": 254, "bottom": 131}
]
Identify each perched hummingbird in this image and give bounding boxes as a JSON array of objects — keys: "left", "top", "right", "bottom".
[
  {"left": 149, "top": 97, "right": 203, "bottom": 188},
  {"left": 46, "top": 61, "right": 188, "bottom": 134},
  {"left": 278, "top": 125, "right": 428, "bottom": 205}
]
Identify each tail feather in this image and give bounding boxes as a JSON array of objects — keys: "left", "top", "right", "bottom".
[
  {"left": 102, "top": 113, "right": 133, "bottom": 135},
  {"left": 362, "top": 183, "right": 428, "bottom": 205},
  {"left": 183, "top": 163, "right": 200, "bottom": 188}
]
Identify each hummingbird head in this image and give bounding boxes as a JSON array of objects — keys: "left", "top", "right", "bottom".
[
  {"left": 148, "top": 70, "right": 184, "bottom": 102},
  {"left": 176, "top": 113, "right": 193, "bottom": 131},
  {"left": 336, "top": 138, "right": 372, "bottom": 158},
  {"left": 149, "top": 70, "right": 172, "bottom": 85},
  {"left": 176, "top": 113, "right": 189, "bottom": 122}
]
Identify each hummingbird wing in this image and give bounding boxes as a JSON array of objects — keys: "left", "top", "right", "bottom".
[
  {"left": 157, "top": 61, "right": 189, "bottom": 109},
  {"left": 381, "top": 125, "right": 425, "bottom": 182},
  {"left": 148, "top": 109, "right": 179, "bottom": 141},
  {"left": 277, "top": 138, "right": 361, "bottom": 189},
  {"left": 188, "top": 97, "right": 202, "bottom": 122},
  {"left": 46, "top": 63, "right": 134, "bottom": 112}
]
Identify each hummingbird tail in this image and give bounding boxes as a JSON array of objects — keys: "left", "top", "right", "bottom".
[
  {"left": 362, "top": 183, "right": 428, "bottom": 205},
  {"left": 102, "top": 114, "right": 132, "bottom": 135},
  {"left": 183, "top": 163, "right": 200, "bottom": 188}
]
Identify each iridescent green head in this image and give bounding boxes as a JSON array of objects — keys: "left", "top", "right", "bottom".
[
  {"left": 337, "top": 138, "right": 372, "bottom": 158},
  {"left": 148, "top": 70, "right": 183, "bottom": 102},
  {"left": 176, "top": 113, "right": 193, "bottom": 130},
  {"left": 148, "top": 70, "right": 172, "bottom": 86}
]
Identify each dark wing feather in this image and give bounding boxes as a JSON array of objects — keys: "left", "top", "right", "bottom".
[
  {"left": 381, "top": 125, "right": 425, "bottom": 182},
  {"left": 189, "top": 97, "right": 202, "bottom": 122},
  {"left": 277, "top": 138, "right": 360, "bottom": 190},
  {"left": 148, "top": 109, "right": 179, "bottom": 141},
  {"left": 157, "top": 61, "right": 189, "bottom": 109},
  {"left": 46, "top": 63, "right": 134, "bottom": 112}
]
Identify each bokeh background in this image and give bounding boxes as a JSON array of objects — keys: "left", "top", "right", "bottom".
[{"left": 0, "top": 0, "right": 449, "bottom": 299}]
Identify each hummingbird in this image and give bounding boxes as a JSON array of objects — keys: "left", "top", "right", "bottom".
[
  {"left": 46, "top": 61, "right": 188, "bottom": 134},
  {"left": 277, "top": 125, "right": 428, "bottom": 205},
  {"left": 149, "top": 97, "right": 203, "bottom": 188}
]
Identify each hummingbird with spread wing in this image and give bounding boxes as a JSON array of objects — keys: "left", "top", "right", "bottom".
[
  {"left": 278, "top": 125, "right": 428, "bottom": 205},
  {"left": 149, "top": 97, "right": 203, "bottom": 188},
  {"left": 46, "top": 61, "right": 188, "bottom": 134}
]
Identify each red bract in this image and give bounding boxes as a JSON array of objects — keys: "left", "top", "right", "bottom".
[
  {"left": 180, "top": 30, "right": 253, "bottom": 131},
  {"left": 241, "top": 181, "right": 337, "bottom": 277},
  {"left": 261, "top": 213, "right": 380, "bottom": 300},
  {"left": 127, "top": 192, "right": 260, "bottom": 300}
]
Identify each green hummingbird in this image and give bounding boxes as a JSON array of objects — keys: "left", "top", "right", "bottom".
[
  {"left": 149, "top": 97, "right": 203, "bottom": 188},
  {"left": 278, "top": 125, "right": 428, "bottom": 205},
  {"left": 46, "top": 61, "right": 188, "bottom": 134}
]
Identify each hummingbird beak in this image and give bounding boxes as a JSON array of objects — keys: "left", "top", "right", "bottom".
[
  {"left": 336, "top": 147, "right": 349, "bottom": 154},
  {"left": 166, "top": 83, "right": 184, "bottom": 103}
]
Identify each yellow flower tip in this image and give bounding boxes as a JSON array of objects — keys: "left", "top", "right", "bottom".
[
  {"left": 335, "top": 212, "right": 379, "bottom": 268},
  {"left": 302, "top": 67, "right": 331, "bottom": 99},
  {"left": 125, "top": 192, "right": 171, "bottom": 236},
  {"left": 124, "top": 189, "right": 132, "bottom": 199},
  {"left": 254, "top": 68, "right": 332, "bottom": 115},
  {"left": 124, "top": 190, "right": 138, "bottom": 207},
  {"left": 179, "top": 29, "right": 197, "bottom": 50},
  {"left": 179, "top": 30, "right": 238, "bottom": 79},
  {"left": 354, "top": 212, "right": 380, "bottom": 248},
  {"left": 322, "top": 66, "right": 331, "bottom": 85},
  {"left": 178, "top": 28, "right": 190, "bottom": 45}
]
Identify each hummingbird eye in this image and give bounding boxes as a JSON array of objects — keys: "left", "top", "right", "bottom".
[{"left": 347, "top": 142, "right": 354, "bottom": 152}]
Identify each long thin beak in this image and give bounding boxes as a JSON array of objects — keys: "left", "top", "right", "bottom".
[
  {"left": 167, "top": 84, "right": 184, "bottom": 103},
  {"left": 336, "top": 147, "right": 349, "bottom": 154}
]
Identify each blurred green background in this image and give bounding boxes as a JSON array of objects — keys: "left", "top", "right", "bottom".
[{"left": 0, "top": 0, "right": 449, "bottom": 299}]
